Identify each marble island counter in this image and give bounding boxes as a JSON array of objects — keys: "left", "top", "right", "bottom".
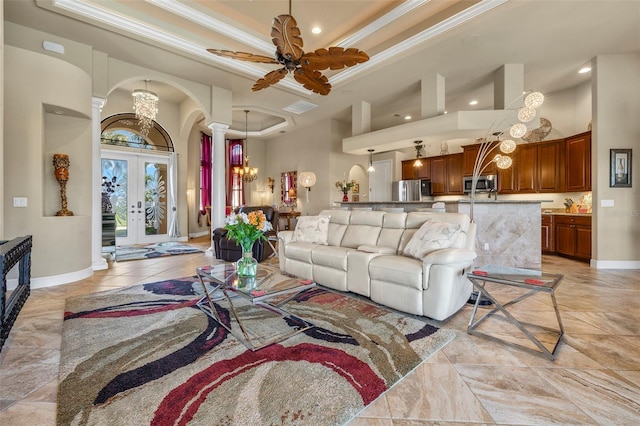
[{"left": 340, "top": 199, "right": 547, "bottom": 269}]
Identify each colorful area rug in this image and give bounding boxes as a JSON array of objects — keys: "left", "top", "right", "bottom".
[
  {"left": 57, "top": 276, "right": 455, "bottom": 425},
  {"left": 114, "top": 241, "right": 203, "bottom": 262}
]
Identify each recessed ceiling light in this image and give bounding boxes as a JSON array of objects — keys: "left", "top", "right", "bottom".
[
  {"left": 579, "top": 66, "right": 592, "bottom": 74},
  {"left": 469, "top": 100, "right": 478, "bottom": 106},
  {"left": 404, "top": 115, "right": 412, "bottom": 120},
  {"left": 311, "top": 27, "right": 322, "bottom": 34},
  {"left": 444, "top": 111, "right": 448, "bottom": 114}
]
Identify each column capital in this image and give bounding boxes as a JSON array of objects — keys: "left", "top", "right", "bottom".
[
  {"left": 92, "top": 96, "right": 106, "bottom": 111},
  {"left": 207, "top": 122, "right": 229, "bottom": 133}
]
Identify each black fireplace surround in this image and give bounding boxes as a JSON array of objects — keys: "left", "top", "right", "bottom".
[{"left": 0, "top": 235, "right": 32, "bottom": 351}]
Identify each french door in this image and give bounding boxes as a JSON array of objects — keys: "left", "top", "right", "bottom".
[{"left": 101, "top": 150, "right": 170, "bottom": 245}]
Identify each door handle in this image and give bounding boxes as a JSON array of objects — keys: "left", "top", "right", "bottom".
[{"left": 137, "top": 201, "right": 142, "bottom": 208}]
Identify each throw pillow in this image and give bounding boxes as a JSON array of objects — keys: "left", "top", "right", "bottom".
[
  {"left": 403, "top": 219, "right": 461, "bottom": 259},
  {"left": 292, "top": 215, "right": 331, "bottom": 245}
]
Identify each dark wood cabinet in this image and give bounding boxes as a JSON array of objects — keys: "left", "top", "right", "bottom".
[
  {"left": 538, "top": 140, "right": 565, "bottom": 192},
  {"left": 510, "top": 139, "right": 564, "bottom": 193},
  {"left": 554, "top": 215, "right": 591, "bottom": 261},
  {"left": 430, "top": 156, "right": 447, "bottom": 195},
  {"left": 498, "top": 165, "right": 517, "bottom": 193},
  {"left": 401, "top": 160, "right": 417, "bottom": 180},
  {"left": 541, "top": 214, "right": 555, "bottom": 253},
  {"left": 447, "top": 153, "right": 464, "bottom": 194},
  {"left": 401, "top": 159, "right": 430, "bottom": 180},
  {"left": 462, "top": 143, "right": 497, "bottom": 176},
  {"left": 565, "top": 131, "right": 591, "bottom": 191}
]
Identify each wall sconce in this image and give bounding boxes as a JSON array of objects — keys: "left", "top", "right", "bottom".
[{"left": 267, "top": 177, "right": 274, "bottom": 193}]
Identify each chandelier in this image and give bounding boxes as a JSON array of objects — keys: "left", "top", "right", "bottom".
[
  {"left": 132, "top": 80, "right": 158, "bottom": 137},
  {"left": 235, "top": 110, "right": 258, "bottom": 183},
  {"left": 413, "top": 141, "right": 424, "bottom": 167}
]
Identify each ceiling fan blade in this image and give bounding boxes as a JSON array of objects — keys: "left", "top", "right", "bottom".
[
  {"left": 302, "top": 47, "right": 369, "bottom": 71},
  {"left": 252, "top": 68, "right": 288, "bottom": 92},
  {"left": 207, "top": 49, "right": 279, "bottom": 64},
  {"left": 293, "top": 68, "right": 331, "bottom": 96},
  {"left": 271, "top": 15, "right": 304, "bottom": 61}
]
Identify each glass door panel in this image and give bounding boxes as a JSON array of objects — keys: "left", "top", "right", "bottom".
[{"left": 101, "top": 151, "right": 169, "bottom": 246}]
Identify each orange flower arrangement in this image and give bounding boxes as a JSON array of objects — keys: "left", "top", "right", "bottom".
[{"left": 224, "top": 210, "right": 273, "bottom": 252}]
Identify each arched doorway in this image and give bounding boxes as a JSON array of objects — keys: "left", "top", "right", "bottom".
[{"left": 100, "top": 113, "right": 175, "bottom": 247}]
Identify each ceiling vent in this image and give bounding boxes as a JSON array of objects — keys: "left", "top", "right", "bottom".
[{"left": 283, "top": 100, "right": 318, "bottom": 115}]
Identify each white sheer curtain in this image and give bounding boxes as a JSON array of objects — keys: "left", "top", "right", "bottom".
[{"left": 168, "top": 152, "right": 180, "bottom": 237}]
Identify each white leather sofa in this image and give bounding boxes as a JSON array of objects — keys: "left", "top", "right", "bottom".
[{"left": 277, "top": 209, "right": 477, "bottom": 321}]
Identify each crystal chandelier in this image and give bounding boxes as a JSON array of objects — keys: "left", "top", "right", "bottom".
[
  {"left": 132, "top": 80, "right": 158, "bottom": 137},
  {"left": 235, "top": 110, "right": 258, "bottom": 184}
]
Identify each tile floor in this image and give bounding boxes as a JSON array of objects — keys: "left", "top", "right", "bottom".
[{"left": 1, "top": 239, "right": 639, "bottom": 425}]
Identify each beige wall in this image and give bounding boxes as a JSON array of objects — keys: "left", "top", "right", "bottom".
[
  {"left": 4, "top": 45, "right": 93, "bottom": 278},
  {"left": 592, "top": 53, "right": 640, "bottom": 266}
]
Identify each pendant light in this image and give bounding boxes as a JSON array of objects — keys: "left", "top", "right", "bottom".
[
  {"left": 234, "top": 110, "right": 258, "bottom": 183},
  {"left": 413, "top": 141, "right": 424, "bottom": 167},
  {"left": 367, "top": 149, "right": 375, "bottom": 172}
]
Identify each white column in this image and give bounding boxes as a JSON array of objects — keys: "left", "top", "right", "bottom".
[
  {"left": 352, "top": 101, "right": 371, "bottom": 136},
  {"left": 91, "top": 96, "right": 108, "bottom": 270},
  {"left": 494, "top": 64, "right": 524, "bottom": 109},
  {"left": 421, "top": 74, "right": 445, "bottom": 118},
  {"left": 206, "top": 122, "right": 229, "bottom": 254}
]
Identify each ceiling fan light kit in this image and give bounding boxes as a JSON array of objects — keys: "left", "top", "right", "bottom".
[{"left": 207, "top": 3, "right": 369, "bottom": 95}]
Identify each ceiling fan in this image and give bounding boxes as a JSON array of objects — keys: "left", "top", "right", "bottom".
[{"left": 207, "top": 1, "right": 369, "bottom": 95}]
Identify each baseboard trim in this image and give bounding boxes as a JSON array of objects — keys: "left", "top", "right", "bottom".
[
  {"left": 7, "top": 266, "right": 95, "bottom": 290},
  {"left": 189, "top": 230, "right": 211, "bottom": 238},
  {"left": 590, "top": 259, "right": 640, "bottom": 270}
]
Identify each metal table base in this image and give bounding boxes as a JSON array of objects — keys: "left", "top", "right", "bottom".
[
  {"left": 196, "top": 269, "right": 315, "bottom": 351},
  {"left": 467, "top": 268, "right": 565, "bottom": 361}
]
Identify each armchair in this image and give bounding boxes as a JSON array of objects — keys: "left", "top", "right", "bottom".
[{"left": 213, "top": 205, "right": 278, "bottom": 262}]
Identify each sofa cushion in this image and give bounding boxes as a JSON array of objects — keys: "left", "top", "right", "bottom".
[
  {"left": 369, "top": 255, "right": 423, "bottom": 290},
  {"left": 292, "top": 215, "right": 331, "bottom": 245},
  {"left": 403, "top": 219, "right": 462, "bottom": 259}
]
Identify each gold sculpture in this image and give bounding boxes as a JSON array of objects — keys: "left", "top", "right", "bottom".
[{"left": 53, "top": 154, "right": 74, "bottom": 216}]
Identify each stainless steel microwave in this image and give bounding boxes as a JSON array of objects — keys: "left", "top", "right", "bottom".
[{"left": 463, "top": 175, "right": 497, "bottom": 193}]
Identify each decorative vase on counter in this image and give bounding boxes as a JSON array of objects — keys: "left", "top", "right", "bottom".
[
  {"left": 342, "top": 192, "right": 349, "bottom": 202},
  {"left": 236, "top": 246, "right": 258, "bottom": 278}
]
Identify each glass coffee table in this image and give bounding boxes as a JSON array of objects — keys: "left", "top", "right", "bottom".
[
  {"left": 467, "top": 265, "right": 565, "bottom": 360},
  {"left": 195, "top": 262, "right": 316, "bottom": 351}
]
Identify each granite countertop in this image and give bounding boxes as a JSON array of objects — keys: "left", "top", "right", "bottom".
[
  {"left": 456, "top": 199, "right": 553, "bottom": 204},
  {"left": 543, "top": 211, "right": 592, "bottom": 216}
]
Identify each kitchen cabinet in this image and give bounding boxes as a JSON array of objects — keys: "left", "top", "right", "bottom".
[
  {"left": 513, "top": 139, "right": 565, "bottom": 193},
  {"left": 430, "top": 156, "right": 447, "bottom": 195},
  {"left": 565, "top": 131, "right": 591, "bottom": 191},
  {"left": 554, "top": 215, "right": 591, "bottom": 261},
  {"left": 541, "top": 214, "right": 555, "bottom": 253},
  {"left": 447, "top": 153, "right": 464, "bottom": 194},
  {"left": 462, "top": 143, "right": 497, "bottom": 176},
  {"left": 430, "top": 153, "right": 463, "bottom": 195},
  {"left": 401, "top": 158, "right": 430, "bottom": 180}
]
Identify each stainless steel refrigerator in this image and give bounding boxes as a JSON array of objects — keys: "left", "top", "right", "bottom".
[{"left": 391, "top": 179, "right": 430, "bottom": 201}]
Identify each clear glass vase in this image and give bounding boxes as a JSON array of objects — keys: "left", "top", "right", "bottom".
[{"left": 236, "top": 247, "right": 258, "bottom": 278}]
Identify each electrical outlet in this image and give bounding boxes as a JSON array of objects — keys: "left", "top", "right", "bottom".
[{"left": 484, "top": 243, "right": 490, "bottom": 251}]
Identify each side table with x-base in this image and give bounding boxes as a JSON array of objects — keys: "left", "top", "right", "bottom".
[
  {"left": 467, "top": 265, "right": 565, "bottom": 360},
  {"left": 196, "top": 262, "right": 315, "bottom": 351}
]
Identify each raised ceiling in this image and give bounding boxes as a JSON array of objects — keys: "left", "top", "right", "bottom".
[{"left": 5, "top": 0, "right": 640, "bottom": 151}]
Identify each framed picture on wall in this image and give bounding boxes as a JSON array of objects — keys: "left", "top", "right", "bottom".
[
  {"left": 353, "top": 183, "right": 360, "bottom": 194},
  {"left": 610, "top": 149, "right": 632, "bottom": 187},
  {"left": 352, "top": 195, "right": 360, "bottom": 202}
]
